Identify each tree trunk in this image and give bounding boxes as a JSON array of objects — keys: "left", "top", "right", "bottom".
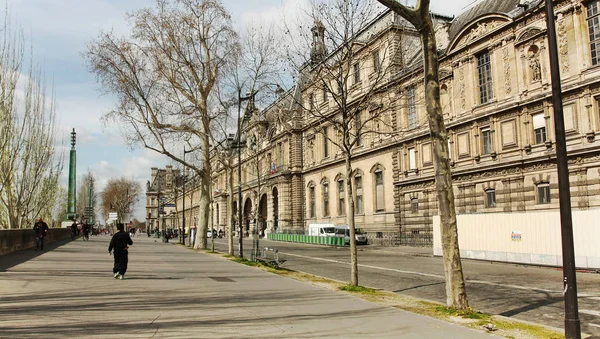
[
  {"left": 421, "top": 19, "right": 469, "bottom": 310},
  {"left": 195, "top": 133, "right": 211, "bottom": 250},
  {"left": 345, "top": 156, "right": 358, "bottom": 286}
]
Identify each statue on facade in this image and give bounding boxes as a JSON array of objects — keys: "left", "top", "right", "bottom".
[{"left": 529, "top": 56, "right": 541, "bottom": 83}]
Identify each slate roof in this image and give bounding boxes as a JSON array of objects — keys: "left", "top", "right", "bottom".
[{"left": 448, "top": 0, "right": 542, "bottom": 44}]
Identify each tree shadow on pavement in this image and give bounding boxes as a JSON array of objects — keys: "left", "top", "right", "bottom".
[{"left": 0, "top": 239, "right": 71, "bottom": 272}]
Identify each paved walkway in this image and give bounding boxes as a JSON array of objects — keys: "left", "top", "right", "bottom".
[{"left": 0, "top": 236, "right": 497, "bottom": 338}]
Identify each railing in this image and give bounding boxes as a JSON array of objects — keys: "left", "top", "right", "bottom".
[{"left": 267, "top": 233, "right": 345, "bottom": 246}]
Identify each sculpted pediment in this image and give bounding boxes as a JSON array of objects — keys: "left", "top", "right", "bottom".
[
  {"left": 449, "top": 17, "right": 511, "bottom": 51},
  {"left": 515, "top": 27, "right": 545, "bottom": 45}
]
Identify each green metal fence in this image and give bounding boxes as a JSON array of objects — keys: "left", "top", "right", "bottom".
[{"left": 267, "top": 233, "right": 344, "bottom": 246}]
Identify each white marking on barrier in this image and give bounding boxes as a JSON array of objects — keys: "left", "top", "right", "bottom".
[{"left": 589, "top": 323, "right": 600, "bottom": 328}]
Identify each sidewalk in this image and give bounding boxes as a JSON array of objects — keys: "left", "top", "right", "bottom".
[{"left": 0, "top": 236, "right": 496, "bottom": 338}]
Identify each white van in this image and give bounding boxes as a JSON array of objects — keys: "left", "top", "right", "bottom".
[
  {"left": 335, "top": 225, "right": 368, "bottom": 245},
  {"left": 308, "top": 223, "right": 336, "bottom": 237}
]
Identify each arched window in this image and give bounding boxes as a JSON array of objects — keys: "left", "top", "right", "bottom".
[
  {"left": 354, "top": 174, "right": 364, "bottom": 214},
  {"left": 338, "top": 178, "right": 345, "bottom": 215},
  {"left": 308, "top": 183, "right": 316, "bottom": 218},
  {"left": 374, "top": 169, "right": 384, "bottom": 212},
  {"left": 322, "top": 180, "right": 330, "bottom": 217}
]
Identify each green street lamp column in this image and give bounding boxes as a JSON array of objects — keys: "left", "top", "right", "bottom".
[{"left": 66, "top": 128, "right": 77, "bottom": 220}]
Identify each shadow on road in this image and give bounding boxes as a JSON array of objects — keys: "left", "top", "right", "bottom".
[{"left": 0, "top": 239, "right": 72, "bottom": 272}]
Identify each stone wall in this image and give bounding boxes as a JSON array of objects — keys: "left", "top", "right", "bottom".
[{"left": 0, "top": 228, "right": 71, "bottom": 256}]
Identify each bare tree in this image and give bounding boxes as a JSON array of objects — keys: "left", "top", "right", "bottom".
[
  {"left": 281, "top": 0, "right": 415, "bottom": 286},
  {"left": 100, "top": 177, "right": 142, "bottom": 225},
  {"left": 375, "top": 0, "right": 469, "bottom": 310},
  {"left": 0, "top": 14, "right": 63, "bottom": 229},
  {"left": 76, "top": 171, "right": 98, "bottom": 224},
  {"left": 52, "top": 186, "right": 68, "bottom": 225},
  {"left": 85, "top": 0, "right": 240, "bottom": 249}
]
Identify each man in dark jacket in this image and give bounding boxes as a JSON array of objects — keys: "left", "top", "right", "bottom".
[
  {"left": 108, "top": 223, "right": 133, "bottom": 280},
  {"left": 33, "top": 218, "right": 49, "bottom": 251}
]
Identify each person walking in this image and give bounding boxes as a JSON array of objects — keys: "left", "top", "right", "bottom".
[
  {"left": 70, "top": 221, "right": 77, "bottom": 240},
  {"left": 33, "top": 218, "right": 49, "bottom": 251},
  {"left": 108, "top": 223, "right": 133, "bottom": 280}
]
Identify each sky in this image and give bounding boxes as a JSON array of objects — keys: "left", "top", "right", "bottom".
[{"left": 3, "top": 0, "right": 476, "bottom": 222}]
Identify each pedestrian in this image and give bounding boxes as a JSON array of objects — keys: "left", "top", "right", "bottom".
[
  {"left": 33, "top": 218, "right": 49, "bottom": 251},
  {"left": 108, "top": 223, "right": 133, "bottom": 280},
  {"left": 70, "top": 221, "right": 77, "bottom": 240}
]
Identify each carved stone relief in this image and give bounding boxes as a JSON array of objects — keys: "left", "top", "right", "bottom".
[
  {"left": 459, "top": 68, "right": 466, "bottom": 110},
  {"left": 502, "top": 47, "right": 512, "bottom": 94},
  {"left": 557, "top": 15, "right": 570, "bottom": 73}
]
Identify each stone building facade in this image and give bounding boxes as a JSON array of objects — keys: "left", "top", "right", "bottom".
[
  {"left": 149, "top": 0, "right": 600, "bottom": 245},
  {"left": 145, "top": 166, "right": 179, "bottom": 232}
]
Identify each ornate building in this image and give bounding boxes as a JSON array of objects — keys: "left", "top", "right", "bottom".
[
  {"left": 152, "top": 0, "right": 600, "bottom": 247},
  {"left": 145, "top": 166, "right": 179, "bottom": 232}
]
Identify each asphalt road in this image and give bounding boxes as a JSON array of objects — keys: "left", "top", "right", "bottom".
[{"left": 208, "top": 237, "right": 600, "bottom": 337}]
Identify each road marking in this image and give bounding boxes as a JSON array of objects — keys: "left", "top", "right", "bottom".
[
  {"left": 214, "top": 239, "right": 600, "bottom": 298},
  {"left": 281, "top": 252, "right": 600, "bottom": 297},
  {"left": 580, "top": 310, "right": 600, "bottom": 317}
]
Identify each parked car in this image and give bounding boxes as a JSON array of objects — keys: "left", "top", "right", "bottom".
[{"left": 335, "top": 225, "right": 368, "bottom": 245}]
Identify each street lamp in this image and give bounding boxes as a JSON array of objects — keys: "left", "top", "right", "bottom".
[
  {"left": 235, "top": 89, "right": 260, "bottom": 258},
  {"left": 544, "top": 1, "right": 580, "bottom": 338}
]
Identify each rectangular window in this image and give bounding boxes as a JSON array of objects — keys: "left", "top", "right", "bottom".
[
  {"left": 323, "top": 127, "right": 329, "bottom": 158},
  {"left": 411, "top": 198, "right": 418, "bottom": 213},
  {"left": 355, "top": 175, "right": 364, "bottom": 214},
  {"left": 587, "top": 1, "right": 600, "bottom": 65},
  {"left": 309, "top": 93, "right": 315, "bottom": 110},
  {"left": 309, "top": 186, "right": 316, "bottom": 218},
  {"left": 538, "top": 183, "right": 551, "bottom": 204},
  {"left": 407, "top": 86, "right": 417, "bottom": 129},
  {"left": 481, "top": 128, "right": 493, "bottom": 155},
  {"left": 354, "top": 63, "right": 361, "bottom": 84},
  {"left": 477, "top": 52, "right": 494, "bottom": 104},
  {"left": 323, "top": 86, "right": 328, "bottom": 102},
  {"left": 323, "top": 183, "right": 329, "bottom": 216},
  {"left": 338, "top": 180, "right": 345, "bottom": 215},
  {"left": 373, "top": 49, "right": 381, "bottom": 73},
  {"left": 375, "top": 171, "right": 384, "bottom": 212},
  {"left": 532, "top": 113, "right": 546, "bottom": 144},
  {"left": 485, "top": 189, "right": 496, "bottom": 208},
  {"left": 408, "top": 148, "right": 416, "bottom": 170}
]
